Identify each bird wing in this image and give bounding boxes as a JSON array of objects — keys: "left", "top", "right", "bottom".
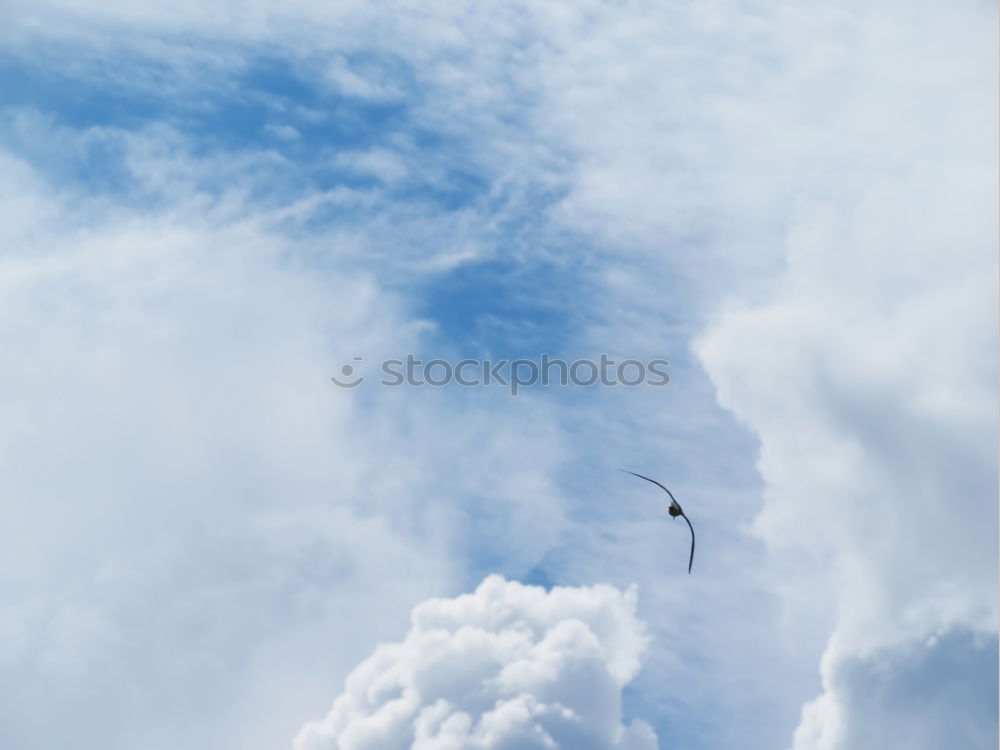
[
  {"left": 681, "top": 513, "right": 695, "bottom": 574},
  {"left": 619, "top": 469, "right": 684, "bottom": 513}
]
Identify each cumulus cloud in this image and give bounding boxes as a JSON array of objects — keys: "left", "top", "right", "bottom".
[
  {"left": 0, "top": 116, "right": 573, "bottom": 750},
  {"left": 696, "top": 169, "right": 996, "bottom": 750},
  {"left": 793, "top": 628, "right": 998, "bottom": 750},
  {"left": 296, "top": 575, "right": 657, "bottom": 750},
  {"left": 693, "top": 5, "right": 998, "bottom": 743}
]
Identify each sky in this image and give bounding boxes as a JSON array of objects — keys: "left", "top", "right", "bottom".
[{"left": 0, "top": 1, "right": 996, "bottom": 749}]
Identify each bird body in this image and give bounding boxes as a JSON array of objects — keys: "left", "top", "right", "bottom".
[{"left": 621, "top": 469, "right": 696, "bottom": 573}]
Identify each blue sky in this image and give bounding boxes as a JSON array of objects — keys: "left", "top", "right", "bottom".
[{"left": 0, "top": 2, "right": 996, "bottom": 749}]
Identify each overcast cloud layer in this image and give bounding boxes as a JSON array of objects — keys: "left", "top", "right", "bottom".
[{"left": 1, "top": 1, "right": 996, "bottom": 749}]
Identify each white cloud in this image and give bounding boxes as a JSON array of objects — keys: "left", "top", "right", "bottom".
[
  {"left": 264, "top": 123, "right": 302, "bottom": 141},
  {"left": 0, "top": 120, "right": 574, "bottom": 749},
  {"left": 332, "top": 148, "right": 410, "bottom": 184},
  {"left": 691, "top": 4, "right": 998, "bottom": 743},
  {"left": 325, "top": 55, "right": 404, "bottom": 102},
  {"left": 296, "top": 575, "right": 657, "bottom": 750},
  {"left": 792, "top": 628, "right": 997, "bottom": 750},
  {"left": 697, "top": 195, "right": 997, "bottom": 746},
  {"left": 492, "top": 2, "right": 997, "bottom": 746}
]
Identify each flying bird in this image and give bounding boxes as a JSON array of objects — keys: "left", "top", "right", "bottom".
[{"left": 621, "top": 470, "right": 695, "bottom": 574}]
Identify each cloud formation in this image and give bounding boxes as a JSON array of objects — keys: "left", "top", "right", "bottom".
[
  {"left": 296, "top": 575, "right": 657, "bottom": 750},
  {"left": 695, "top": 23, "right": 998, "bottom": 742},
  {"left": 0, "top": 120, "right": 573, "bottom": 750}
]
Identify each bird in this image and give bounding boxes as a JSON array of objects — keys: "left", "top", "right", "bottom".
[{"left": 621, "top": 469, "right": 695, "bottom": 574}]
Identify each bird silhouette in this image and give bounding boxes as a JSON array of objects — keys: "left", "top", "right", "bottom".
[{"left": 621, "top": 469, "right": 695, "bottom": 574}]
